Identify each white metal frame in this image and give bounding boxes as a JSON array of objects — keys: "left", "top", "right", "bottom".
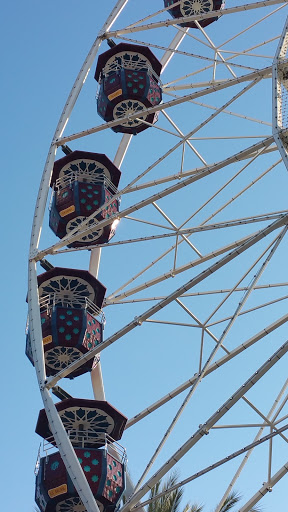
[{"left": 28, "top": 2, "right": 288, "bottom": 512}]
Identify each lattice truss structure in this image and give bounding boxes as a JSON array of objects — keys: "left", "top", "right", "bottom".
[
  {"left": 28, "top": 2, "right": 288, "bottom": 512},
  {"left": 273, "top": 16, "right": 288, "bottom": 165}
]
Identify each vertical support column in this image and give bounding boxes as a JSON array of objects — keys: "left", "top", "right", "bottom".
[
  {"left": 89, "top": 132, "right": 132, "bottom": 400},
  {"left": 272, "top": 16, "right": 288, "bottom": 170},
  {"left": 91, "top": 359, "right": 106, "bottom": 400}
]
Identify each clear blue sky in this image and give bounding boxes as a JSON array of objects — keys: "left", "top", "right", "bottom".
[{"left": 2, "top": 1, "right": 288, "bottom": 511}]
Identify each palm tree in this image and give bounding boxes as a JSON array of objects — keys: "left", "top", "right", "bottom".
[
  {"left": 148, "top": 471, "right": 203, "bottom": 512},
  {"left": 214, "top": 490, "right": 242, "bottom": 512},
  {"left": 215, "top": 490, "right": 262, "bottom": 512},
  {"left": 147, "top": 472, "right": 261, "bottom": 512}
]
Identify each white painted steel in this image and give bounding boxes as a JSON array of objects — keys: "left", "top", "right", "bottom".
[
  {"left": 89, "top": 24, "right": 190, "bottom": 405},
  {"left": 238, "top": 461, "right": 288, "bottom": 511},
  {"left": 91, "top": 361, "right": 106, "bottom": 401},
  {"left": 133, "top": 421, "right": 288, "bottom": 510},
  {"left": 106, "top": 0, "right": 288, "bottom": 37},
  {"left": 34, "top": 136, "right": 275, "bottom": 258},
  {"left": 44, "top": 212, "right": 288, "bottom": 385},
  {"left": 88, "top": 31, "right": 193, "bottom": 502},
  {"left": 28, "top": 3, "right": 288, "bottom": 512},
  {"left": 28, "top": 3, "right": 130, "bottom": 512},
  {"left": 134, "top": 225, "right": 288, "bottom": 491},
  {"left": 273, "top": 16, "right": 288, "bottom": 168},
  {"left": 55, "top": 66, "right": 272, "bottom": 145},
  {"left": 120, "top": 340, "right": 288, "bottom": 512}
]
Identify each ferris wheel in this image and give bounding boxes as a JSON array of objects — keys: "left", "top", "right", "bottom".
[{"left": 27, "top": 2, "right": 288, "bottom": 512}]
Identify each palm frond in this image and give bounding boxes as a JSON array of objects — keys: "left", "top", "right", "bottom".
[
  {"left": 243, "top": 504, "right": 262, "bottom": 512},
  {"left": 214, "top": 491, "right": 262, "bottom": 512},
  {"left": 215, "top": 491, "right": 241, "bottom": 512},
  {"left": 186, "top": 504, "right": 204, "bottom": 512},
  {"left": 148, "top": 471, "right": 203, "bottom": 512}
]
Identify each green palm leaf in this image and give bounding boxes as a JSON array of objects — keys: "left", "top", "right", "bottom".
[
  {"left": 148, "top": 471, "right": 203, "bottom": 512},
  {"left": 215, "top": 490, "right": 261, "bottom": 512}
]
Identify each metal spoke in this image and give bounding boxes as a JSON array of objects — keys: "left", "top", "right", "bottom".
[
  {"left": 45, "top": 213, "right": 288, "bottom": 385},
  {"left": 28, "top": 5, "right": 288, "bottom": 512},
  {"left": 133, "top": 422, "right": 288, "bottom": 511},
  {"left": 120, "top": 340, "right": 288, "bottom": 512},
  {"left": 133, "top": 225, "right": 287, "bottom": 489},
  {"left": 106, "top": 0, "right": 288, "bottom": 37},
  {"left": 126, "top": 313, "right": 288, "bottom": 428}
]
